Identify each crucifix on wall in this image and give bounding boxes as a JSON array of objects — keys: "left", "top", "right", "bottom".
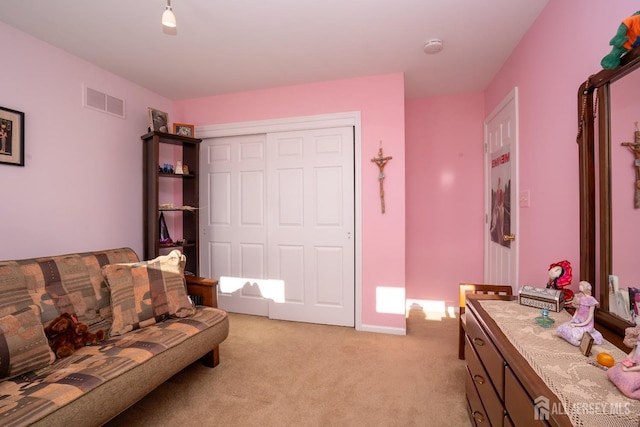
[
  {"left": 371, "top": 142, "right": 392, "bottom": 214},
  {"left": 621, "top": 125, "right": 640, "bottom": 208}
]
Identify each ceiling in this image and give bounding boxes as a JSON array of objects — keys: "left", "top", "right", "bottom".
[{"left": 0, "top": 0, "right": 549, "bottom": 100}]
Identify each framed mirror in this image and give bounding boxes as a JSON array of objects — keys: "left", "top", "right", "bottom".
[{"left": 578, "top": 45, "right": 640, "bottom": 349}]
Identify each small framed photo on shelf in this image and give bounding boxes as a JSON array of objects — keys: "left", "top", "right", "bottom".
[
  {"left": 148, "top": 107, "right": 170, "bottom": 133},
  {"left": 0, "top": 106, "right": 25, "bottom": 167},
  {"left": 173, "top": 123, "right": 194, "bottom": 137}
]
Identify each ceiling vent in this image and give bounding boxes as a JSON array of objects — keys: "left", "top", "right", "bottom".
[{"left": 83, "top": 85, "right": 125, "bottom": 118}]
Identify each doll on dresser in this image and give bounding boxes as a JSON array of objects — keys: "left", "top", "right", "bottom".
[
  {"left": 606, "top": 325, "right": 640, "bottom": 400},
  {"left": 556, "top": 281, "right": 604, "bottom": 346},
  {"left": 618, "top": 325, "right": 640, "bottom": 371}
]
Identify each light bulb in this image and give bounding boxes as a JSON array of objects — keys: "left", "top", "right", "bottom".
[{"left": 162, "top": 6, "right": 176, "bottom": 28}]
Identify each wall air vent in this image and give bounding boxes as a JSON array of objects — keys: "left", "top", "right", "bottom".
[{"left": 83, "top": 85, "right": 125, "bottom": 118}]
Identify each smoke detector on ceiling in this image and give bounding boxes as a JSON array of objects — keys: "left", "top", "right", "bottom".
[{"left": 423, "top": 39, "right": 443, "bottom": 54}]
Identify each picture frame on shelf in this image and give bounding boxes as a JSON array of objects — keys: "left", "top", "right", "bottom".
[
  {"left": 173, "top": 123, "right": 194, "bottom": 137},
  {"left": 148, "top": 107, "right": 170, "bottom": 133},
  {"left": 580, "top": 332, "right": 594, "bottom": 356},
  {"left": 0, "top": 106, "right": 25, "bottom": 167}
]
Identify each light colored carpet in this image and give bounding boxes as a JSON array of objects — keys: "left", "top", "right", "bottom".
[{"left": 106, "top": 309, "right": 471, "bottom": 426}]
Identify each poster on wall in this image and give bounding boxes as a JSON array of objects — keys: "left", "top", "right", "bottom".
[{"left": 490, "top": 145, "right": 511, "bottom": 248}]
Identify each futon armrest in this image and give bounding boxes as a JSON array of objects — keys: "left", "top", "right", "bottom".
[{"left": 185, "top": 275, "right": 218, "bottom": 308}]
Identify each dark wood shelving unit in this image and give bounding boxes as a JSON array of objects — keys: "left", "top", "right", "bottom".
[{"left": 142, "top": 131, "right": 202, "bottom": 275}]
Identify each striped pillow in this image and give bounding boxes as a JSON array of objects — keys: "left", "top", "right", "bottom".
[
  {"left": 101, "top": 251, "right": 195, "bottom": 337},
  {"left": 0, "top": 305, "right": 56, "bottom": 379}
]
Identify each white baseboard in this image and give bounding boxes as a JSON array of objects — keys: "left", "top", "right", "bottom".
[{"left": 358, "top": 324, "right": 406, "bottom": 336}]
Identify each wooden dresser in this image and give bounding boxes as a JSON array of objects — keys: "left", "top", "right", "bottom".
[{"left": 464, "top": 295, "right": 573, "bottom": 427}]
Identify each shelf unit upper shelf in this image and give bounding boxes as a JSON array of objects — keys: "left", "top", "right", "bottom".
[{"left": 159, "top": 172, "right": 196, "bottom": 179}]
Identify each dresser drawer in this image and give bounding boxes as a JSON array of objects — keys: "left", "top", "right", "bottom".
[
  {"left": 466, "top": 336, "right": 505, "bottom": 427},
  {"left": 465, "top": 307, "right": 506, "bottom": 400},
  {"left": 504, "top": 414, "right": 514, "bottom": 427},
  {"left": 465, "top": 365, "right": 489, "bottom": 426},
  {"left": 505, "top": 366, "right": 548, "bottom": 427}
]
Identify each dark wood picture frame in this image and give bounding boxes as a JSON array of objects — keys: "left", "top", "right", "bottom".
[
  {"left": 173, "top": 123, "right": 194, "bottom": 137},
  {"left": 148, "top": 107, "right": 170, "bottom": 133},
  {"left": 0, "top": 106, "right": 25, "bottom": 167},
  {"left": 579, "top": 332, "right": 594, "bottom": 356}
]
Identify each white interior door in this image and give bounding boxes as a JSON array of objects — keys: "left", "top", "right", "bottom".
[
  {"left": 266, "top": 128, "right": 355, "bottom": 326},
  {"left": 485, "top": 88, "right": 518, "bottom": 287},
  {"left": 201, "top": 127, "right": 355, "bottom": 327}
]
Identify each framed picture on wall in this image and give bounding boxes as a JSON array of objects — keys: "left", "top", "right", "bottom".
[
  {"left": 173, "top": 123, "right": 194, "bottom": 137},
  {"left": 0, "top": 106, "right": 25, "bottom": 167},
  {"left": 148, "top": 107, "right": 170, "bottom": 133}
]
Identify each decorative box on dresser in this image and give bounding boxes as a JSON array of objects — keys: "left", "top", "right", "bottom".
[{"left": 464, "top": 294, "right": 573, "bottom": 427}]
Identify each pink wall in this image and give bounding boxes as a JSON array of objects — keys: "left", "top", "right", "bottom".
[
  {"left": 0, "top": 22, "right": 171, "bottom": 261},
  {"left": 484, "top": 0, "right": 637, "bottom": 297},
  {"left": 405, "top": 94, "right": 485, "bottom": 304},
  {"left": 175, "top": 74, "right": 407, "bottom": 330}
]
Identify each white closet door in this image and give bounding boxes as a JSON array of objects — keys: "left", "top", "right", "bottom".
[
  {"left": 201, "top": 127, "right": 355, "bottom": 327},
  {"left": 266, "top": 127, "right": 355, "bottom": 326},
  {"left": 201, "top": 134, "right": 270, "bottom": 316}
]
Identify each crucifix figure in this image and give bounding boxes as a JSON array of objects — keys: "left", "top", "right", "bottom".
[
  {"left": 371, "top": 142, "right": 392, "bottom": 213},
  {"left": 621, "top": 126, "right": 640, "bottom": 209}
]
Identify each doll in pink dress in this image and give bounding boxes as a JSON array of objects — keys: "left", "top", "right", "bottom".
[
  {"left": 619, "top": 325, "right": 640, "bottom": 371},
  {"left": 606, "top": 325, "right": 640, "bottom": 399},
  {"left": 556, "top": 281, "right": 604, "bottom": 346}
]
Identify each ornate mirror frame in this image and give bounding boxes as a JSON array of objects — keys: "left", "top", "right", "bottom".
[{"left": 578, "top": 46, "right": 640, "bottom": 348}]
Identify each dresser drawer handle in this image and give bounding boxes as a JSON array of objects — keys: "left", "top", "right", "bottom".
[
  {"left": 473, "top": 374, "right": 485, "bottom": 385},
  {"left": 472, "top": 411, "right": 485, "bottom": 423},
  {"left": 473, "top": 337, "right": 485, "bottom": 346}
]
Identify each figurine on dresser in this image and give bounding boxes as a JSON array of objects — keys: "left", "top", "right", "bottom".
[
  {"left": 606, "top": 325, "right": 640, "bottom": 400},
  {"left": 546, "top": 260, "right": 574, "bottom": 303},
  {"left": 619, "top": 325, "right": 640, "bottom": 372},
  {"left": 556, "top": 281, "right": 604, "bottom": 346}
]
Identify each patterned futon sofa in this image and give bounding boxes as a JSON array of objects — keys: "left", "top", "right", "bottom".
[{"left": 0, "top": 247, "right": 229, "bottom": 426}]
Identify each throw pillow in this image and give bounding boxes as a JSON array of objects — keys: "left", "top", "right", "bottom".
[
  {"left": 101, "top": 250, "right": 195, "bottom": 336},
  {"left": 5, "top": 249, "right": 140, "bottom": 330},
  {"left": 0, "top": 305, "right": 56, "bottom": 379}
]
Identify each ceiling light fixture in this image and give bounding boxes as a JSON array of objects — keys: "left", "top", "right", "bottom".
[
  {"left": 162, "top": 0, "right": 176, "bottom": 28},
  {"left": 423, "top": 39, "right": 443, "bottom": 54}
]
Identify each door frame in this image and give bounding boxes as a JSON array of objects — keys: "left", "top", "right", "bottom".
[
  {"left": 483, "top": 88, "right": 519, "bottom": 287},
  {"left": 197, "top": 111, "right": 363, "bottom": 330}
]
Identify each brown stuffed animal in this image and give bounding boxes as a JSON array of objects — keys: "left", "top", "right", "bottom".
[{"left": 44, "top": 313, "right": 105, "bottom": 358}]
